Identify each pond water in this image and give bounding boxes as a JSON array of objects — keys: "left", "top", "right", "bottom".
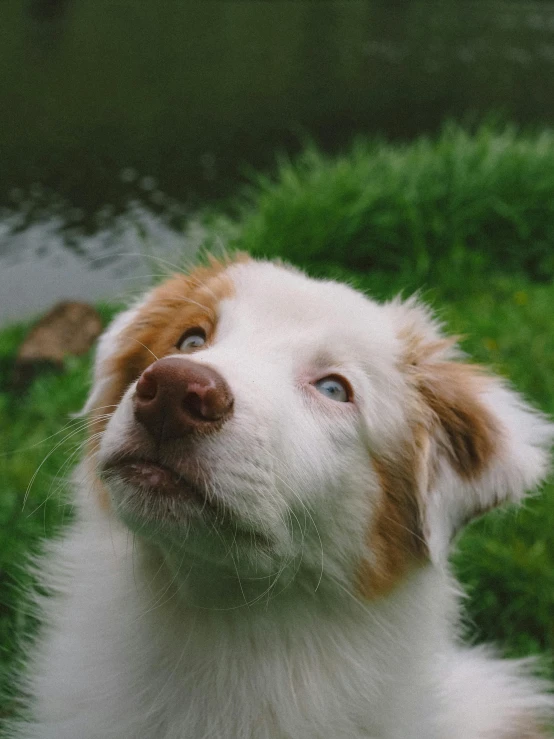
[
  {"left": 2, "top": 0, "right": 554, "bottom": 324},
  {"left": 0, "top": 203, "right": 201, "bottom": 325}
]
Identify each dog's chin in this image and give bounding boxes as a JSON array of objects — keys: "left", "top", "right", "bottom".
[{"left": 99, "top": 457, "right": 272, "bottom": 552}]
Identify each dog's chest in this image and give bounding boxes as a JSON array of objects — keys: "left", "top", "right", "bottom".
[
  {"left": 31, "top": 572, "right": 393, "bottom": 739},
  {"left": 24, "top": 522, "right": 449, "bottom": 739},
  {"left": 105, "top": 612, "right": 384, "bottom": 738}
]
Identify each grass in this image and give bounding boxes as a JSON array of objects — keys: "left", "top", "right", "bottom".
[
  {"left": 1, "top": 123, "right": 554, "bottom": 717},
  {"left": 0, "top": 306, "right": 118, "bottom": 716},
  {"left": 441, "top": 278, "right": 554, "bottom": 668},
  {"left": 221, "top": 122, "right": 554, "bottom": 288}
]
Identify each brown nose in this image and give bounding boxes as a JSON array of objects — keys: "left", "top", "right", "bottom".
[{"left": 133, "top": 357, "right": 234, "bottom": 441}]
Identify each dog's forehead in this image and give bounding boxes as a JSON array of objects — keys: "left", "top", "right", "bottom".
[{"left": 223, "top": 261, "right": 395, "bottom": 353}]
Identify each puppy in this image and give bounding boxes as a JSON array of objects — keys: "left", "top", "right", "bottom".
[{"left": 7, "top": 256, "right": 554, "bottom": 738}]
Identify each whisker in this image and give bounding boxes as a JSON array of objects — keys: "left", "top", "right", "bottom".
[
  {"left": 124, "top": 336, "right": 160, "bottom": 362},
  {"left": 86, "top": 251, "right": 185, "bottom": 275},
  {"left": 22, "top": 422, "right": 103, "bottom": 510},
  {"left": 25, "top": 430, "right": 106, "bottom": 518},
  {"left": 0, "top": 415, "right": 105, "bottom": 458}
]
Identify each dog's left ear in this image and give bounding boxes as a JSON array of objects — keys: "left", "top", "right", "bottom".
[{"left": 394, "top": 298, "right": 554, "bottom": 563}]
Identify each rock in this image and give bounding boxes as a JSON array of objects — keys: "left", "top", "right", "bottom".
[{"left": 14, "top": 301, "right": 102, "bottom": 387}]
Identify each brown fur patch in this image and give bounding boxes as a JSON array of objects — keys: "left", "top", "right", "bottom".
[
  {"left": 86, "top": 254, "right": 248, "bottom": 506},
  {"left": 416, "top": 361, "right": 499, "bottom": 480},
  {"left": 357, "top": 427, "right": 429, "bottom": 599},
  {"left": 401, "top": 322, "right": 499, "bottom": 481}
]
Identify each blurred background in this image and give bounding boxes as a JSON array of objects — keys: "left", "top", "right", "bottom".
[
  {"left": 3, "top": 0, "right": 554, "bottom": 320},
  {"left": 1, "top": 0, "right": 553, "bottom": 722}
]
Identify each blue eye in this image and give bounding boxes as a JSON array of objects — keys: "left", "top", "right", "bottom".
[
  {"left": 313, "top": 376, "right": 352, "bottom": 403},
  {"left": 177, "top": 328, "right": 206, "bottom": 352}
]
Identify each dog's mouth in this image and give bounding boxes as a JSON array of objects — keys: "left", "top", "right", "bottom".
[
  {"left": 99, "top": 455, "right": 273, "bottom": 550},
  {"left": 100, "top": 456, "right": 217, "bottom": 511}
]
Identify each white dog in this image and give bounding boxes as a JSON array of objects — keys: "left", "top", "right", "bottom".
[{"left": 7, "top": 256, "right": 554, "bottom": 738}]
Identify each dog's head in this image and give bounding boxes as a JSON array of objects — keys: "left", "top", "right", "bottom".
[{"left": 83, "top": 256, "right": 553, "bottom": 599}]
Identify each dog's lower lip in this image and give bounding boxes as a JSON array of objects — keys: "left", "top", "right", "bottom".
[
  {"left": 103, "top": 458, "right": 208, "bottom": 504},
  {"left": 101, "top": 459, "right": 271, "bottom": 546}
]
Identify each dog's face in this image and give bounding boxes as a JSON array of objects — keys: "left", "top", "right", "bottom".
[{"left": 84, "top": 257, "right": 552, "bottom": 599}]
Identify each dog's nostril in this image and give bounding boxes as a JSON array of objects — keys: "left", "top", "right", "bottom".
[
  {"left": 136, "top": 369, "right": 158, "bottom": 401},
  {"left": 182, "top": 388, "right": 205, "bottom": 419},
  {"left": 183, "top": 385, "right": 233, "bottom": 422}
]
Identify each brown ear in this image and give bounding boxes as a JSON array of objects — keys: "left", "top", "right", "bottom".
[
  {"left": 358, "top": 360, "right": 502, "bottom": 598},
  {"left": 391, "top": 296, "right": 553, "bottom": 563},
  {"left": 417, "top": 361, "right": 499, "bottom": 482}
]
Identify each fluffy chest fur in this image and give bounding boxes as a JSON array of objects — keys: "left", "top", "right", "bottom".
[
  {"left": 17, "top": 515, "right": 458, "bottom": 739},
  {"left": 7, "top": 257, "right": 553, "bottom": 738}
]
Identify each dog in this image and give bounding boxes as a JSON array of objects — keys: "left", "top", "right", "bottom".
[{"left": 7, "top": 255, "right": 554, "bottom": 738}]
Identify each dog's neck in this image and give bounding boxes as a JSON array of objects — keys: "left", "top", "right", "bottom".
[
  {"left": 124, "top": 540, "right": 452, "bottom": 737},
  {"left": 155, "top": 545, "right": 333, "bottom": 612},
  {"left": 35, "top": 495, "right": 477, "bottom": 739},
  {"left": 138, "top": 537, "right": 451, "bottom": 647}
]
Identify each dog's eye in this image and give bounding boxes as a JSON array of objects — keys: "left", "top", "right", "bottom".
[
  {"left": 313, "top": 376, "right": 352, "bottom": 403},
  {"left": 177, "top": 328, "right": 207, "bottom": 352}
]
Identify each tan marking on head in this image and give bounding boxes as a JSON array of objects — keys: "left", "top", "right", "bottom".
[
  {"left": 357, "top": 427, "right": 429, "bottom": 599},
  {"left": 86, "top": 253, "right": 249, "bottom": 507},
  {"left": 413, "top": 364, "right": 499, "bottom": 481},
  {"left": 400, "top": 323, "right": 499, "bottom": 480},
  {"left": 399, "top": 323, "right": 459, "bottom": 367}
]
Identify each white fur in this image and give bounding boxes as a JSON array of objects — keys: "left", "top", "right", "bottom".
[{"left": 6, "top": 260, "right": 554, "bottom": 738}]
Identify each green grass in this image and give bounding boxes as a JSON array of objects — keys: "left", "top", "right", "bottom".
[
  {"left": 221, "top": 122, "right": 554, "bottom": 288},
  {"left": 1, "top": 124, "right": 554, "bottom": 718},
  {"left": 442, "top": 278, "right": 554, "bottom": 670},
  {"left": 0, "top": 305, "right": 119, "bottom": 716}
]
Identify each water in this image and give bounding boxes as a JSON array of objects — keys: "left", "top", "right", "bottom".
[
  {"left": 2, "top": 0, "right": 554, "bottom": 324},
  {"left": 0, "top": 203, "right": 202, "bottom": 325}
]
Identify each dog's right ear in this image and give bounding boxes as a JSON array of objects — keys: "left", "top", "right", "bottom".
[
  {"left": 394, "top": 298, "right": 554, "bottom": 563},
  {"left": 80, "top": 305, "right": 141, "bottom": 417}
]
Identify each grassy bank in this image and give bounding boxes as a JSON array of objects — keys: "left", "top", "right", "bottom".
[
  {"left": 224, "top": 123, "right": 554, "bottom": 290},
  {"left": 1, "top": 124, "right": 554, "bottom": 715}
]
